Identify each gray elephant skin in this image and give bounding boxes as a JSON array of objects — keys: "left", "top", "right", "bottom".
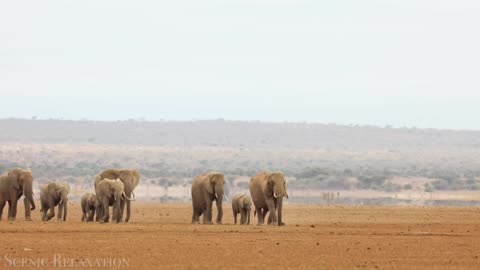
[
  {"left": 232, "top": 194, "right": 252, "bottom": 225},
  {"left": 81, "top": 193, "right": 98, "bottom": 222},
  {"left": 249, "top": 171, "right": 288, "bottom": 226},
  {"left": 95, "top": 169, "right": 140, "bottom": 222},
  {"left": 40, "top": 182, "right": 70, "bottom": 222},
  {"left": 0, "top": 168, "right": 36, "bottom": 221},
  {"left": 191, "top": 172, "right": 224, "bottom": 224},
  {"left": 95, "top": 178, "right": 133, "bottom": 223}
]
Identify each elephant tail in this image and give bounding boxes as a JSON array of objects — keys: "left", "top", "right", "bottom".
[{"left": 122, "top": 191, "right": 135, "bottom": 201}]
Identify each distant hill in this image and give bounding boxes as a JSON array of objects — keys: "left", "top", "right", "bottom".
[
  {"left": 1, "top": 118, "right": 480, "bottom": 203},
  {"left": 1, "top": 118, "right": 480, "bottom": 150}
]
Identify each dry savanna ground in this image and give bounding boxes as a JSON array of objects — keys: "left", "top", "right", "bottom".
[{"left": 1, "top": 203, "right": 480, "bottom": 269}]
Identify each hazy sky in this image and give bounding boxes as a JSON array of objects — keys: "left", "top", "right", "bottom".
[{"left": 1, "top": 1, "right": 479, "bottom": 129}]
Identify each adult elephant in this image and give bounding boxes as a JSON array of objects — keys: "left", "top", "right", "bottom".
[
  {"left": 40, "top": 182, "right": 70, "bottom": 222},
  {"left": 95, "top": 169, "right": 140, "bottom": 222},
  {"left": 95, "top": 178, "right": 133, "bottom": 223},
  {"left": 249, "top": 171, "right": 288, "bottom": 226},
  {"left": 232, "top": 194, "right": 252, "bottom": 225},
  {"left": 191, "top": 172, "right": 224, "bottom": 224},
  {"left": 0, "top": 168, "right": 36, "bottom": 221}
]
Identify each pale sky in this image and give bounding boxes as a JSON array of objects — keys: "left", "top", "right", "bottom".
[{"left": 1, "top": 1, "right": 479, "bottom": 129}]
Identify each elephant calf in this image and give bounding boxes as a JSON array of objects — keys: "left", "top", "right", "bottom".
[
  {"left": 232, "top": 194, "right": 252, "bottom": 225},
  {"left": 80, "top": 193, "right": 98, "bottom": 222},
  {"left": 40, "top": 182, "right": 70, "bottom": 222}
]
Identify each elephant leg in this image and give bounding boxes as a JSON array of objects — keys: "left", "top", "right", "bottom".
[
  {"left": 23, "top": 197, "right": 32, "bottom": 221},
  {"left": 267, "top": 210, "right": 273, "bottom": 225},
  {"left": 262, "top": 208, "right": 268, "bottom": 224},
  {"left": 233, "top": 210, "right": 237, "bottom": 225},
  {"left": 47, "top": 204, "right": 56, "bottom": 221},
  {"left": 204, "top": 199, "right": 213, "bottom": 225},
  {"left": 247, "top": 209, "right": 251, "bottom": 225},
  {"left": 265, "top": 199, "right": 277, "bottom": 226},
  {"left": 8, "top": 198, "right": 18, "bottom": 221},
  {"left": 47, "top": 196, "right": 56, "bottom": 221},
  {"left": 95, "top": 205, "right": 102, "bottom": 222},
  {"left": 87, "top": 209, "right": 94, "bottom": 222},
  {"left": 119, "top": 199, "right": 125, "bottom": 222},
  {"left": 81, "top": 207, "right": 87, "bottom": 222},
  {"left": 101, "top": 198, "right": 110, "bottom": 223},
  {"left": 191, "top": 206, "right": 199, "bottom": 224},
  {"left": 0, "top": 201, "right": 5, "bottom": 220},
  {"left": 240, "top": 209, "right": 246, "bottom": 225},
  {"left": 113, "top": 200, "right": 121, "bottom": 223},
  {"left": 255, "top": 207, "right": 263, "bottom": 225},
  {"left": 0, "top": 200, "right": 6, "bottom": 220}
]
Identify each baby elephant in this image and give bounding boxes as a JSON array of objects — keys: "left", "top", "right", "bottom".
[
  {"left": 80, "top": 193, "right": 98, "bottom": 222},
  {"left": 232, "top": 194, "right": 252, "bottom": 225},
  {"left": 40, "top": 182, "right": 70, "bottom": 222}
]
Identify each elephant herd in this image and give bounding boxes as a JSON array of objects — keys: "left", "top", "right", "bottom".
[
  {"left": 191, "top": 171, "right": 289, "bottom": 226},
  {"left": 0, "top": 168, "right": 140, "bottom": 223},
  {"left": 0, "top": 168, "right": 288, "bottom": 226}
]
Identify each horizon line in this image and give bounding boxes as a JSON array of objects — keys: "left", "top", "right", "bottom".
[{"left": 0, "top": 117, "right": 477, "bottom": 132}]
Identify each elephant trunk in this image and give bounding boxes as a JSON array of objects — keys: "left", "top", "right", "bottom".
[
  {"left": 277, "top": 196, "right": 283, "bottom": 226},
  {"left": 214, "top": 184, "right": 224, "bottom": 224},
  {"left": 63, "top": 200, "right": 68, "bottom": 221},
  {"left": 274, "top": 184, "right": 288, "bottom": 199},
  {"left": 23, "top": 180, "right": 36, "bottom": 211}
]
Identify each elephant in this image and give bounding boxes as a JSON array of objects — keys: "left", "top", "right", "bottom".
[
  {"left": 95, "top": 169, "right": 140, "bottom": 222},
  {"left": 40, "top": 182, "right": 70, "bottom": 222},
  {"left": 80, "top": 193, "right": 98, "bottom": 222},
  {"left": 249, "top": 171, "right": 288, "bottom": 226},
  {"left": 232, "top": 194, "right": 252, "bottom": 225},
  {"left": 191, "top": 172, "right": 224, "bottom": 225},
  {"left": 0, "top": 168, "right": 36, "bottom": 221},
  {"left": 95, "top": 178, "right": 133, "bottom": 223}
]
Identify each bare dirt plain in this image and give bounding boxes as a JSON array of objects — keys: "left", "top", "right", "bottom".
[{"left": 1, "top": 203, "right": 480, "bottom": 270}]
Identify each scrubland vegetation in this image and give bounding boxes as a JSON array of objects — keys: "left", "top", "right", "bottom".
[{"left": 1, "top": 119, "right": 480, "bottom": 203}]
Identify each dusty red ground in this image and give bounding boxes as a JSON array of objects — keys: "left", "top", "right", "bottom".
[{"left": 1, "top": 203, "right": 479, "bottom": 269}]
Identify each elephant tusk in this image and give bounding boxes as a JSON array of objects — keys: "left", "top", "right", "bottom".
[
  {"left": 274, "top": 193, "right": 281, "bottom": 198},
  {"left": 123, "top": 191, "right": 135, "bottom": 201},
  {"left": 215, "top": 193, "right": 219, "bottom": 200},
  {"left": 223, "top": 194, "right": 229, "bottom": 201}
]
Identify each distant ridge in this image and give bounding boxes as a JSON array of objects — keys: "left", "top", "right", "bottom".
[{"left": 1, "top": 118, "right": 479, "bottom": 150}]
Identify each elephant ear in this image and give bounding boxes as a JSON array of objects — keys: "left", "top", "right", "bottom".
[
  {"left": 48, "top": 183, "right": 58, "bottom": 197},
  {"left": 205, "top": 174, "right": 215, "bottom": 194},
  {"left": 265, "top": 172, "right": 274, "bottom": 186},
  {"left": 7, "top": 169, "right": 22, "bottom": 189},
  {"left": 57, "top": 183, "right": 70, "bottom": 195},
  {"left": 118, "top": 170, "right": 133, "bottom": 184},
  {"left": 131, "top": 170, "right": 140, "bottom": 186}
]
